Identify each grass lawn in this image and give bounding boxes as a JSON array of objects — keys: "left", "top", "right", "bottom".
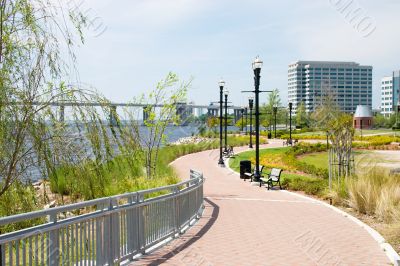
[
  {"left": 295, "top": 131, "right": 325, "bottom": 136},
  {"left": 292, "top": 129, "right": 399, "bottom": 138},
  {"left": 299, "top": 152, "right": 329, "bottom": 170},
  {"left": 298, "top": 150, "right": 372, "bottom": 171},
  {"left": 354, "top": 129, "right": 398, "bottom": 136}
]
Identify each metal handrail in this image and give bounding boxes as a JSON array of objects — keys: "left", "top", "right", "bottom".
[{"left": 0, "top": 169, "right": 204, "bottom": 265}]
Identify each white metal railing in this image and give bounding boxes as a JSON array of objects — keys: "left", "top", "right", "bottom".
[{"left": 0, "top": 169, "right": 204, "bottom": 265}]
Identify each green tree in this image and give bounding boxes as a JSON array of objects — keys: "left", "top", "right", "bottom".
[
  {"left": 206, "top": 116, "right": 219, "bottom": 133},
  {"left": 142, "top": 73, "right": 190, "bottom": 178},
  {"left": 0, "top": 0, "right": 95, "bottom": 197},
  {"left": 261, "top": 88, "right": 282, "bottom": 128},
  {"left": 295, "top": 102, "right": 308, "bottom": 128}
]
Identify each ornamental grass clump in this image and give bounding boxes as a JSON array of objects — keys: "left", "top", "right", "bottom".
[{"left": 347, "top": 168, "right": 400, "bottom": 221}]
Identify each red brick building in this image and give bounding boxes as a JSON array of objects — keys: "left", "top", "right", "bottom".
[{"left": 353, "top": 105, "right": 373, "bottom": 129}]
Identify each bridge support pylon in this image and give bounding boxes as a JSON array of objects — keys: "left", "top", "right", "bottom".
[
  {"left": 59, "top": 105, "right": 65, "bottom": 123},
  {"left": 109, "top": 105, "right": 118, "bottom": 126}
]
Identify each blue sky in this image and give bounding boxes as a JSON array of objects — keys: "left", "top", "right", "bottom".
[{"left": 74, "top": 0, "right": 400, "bottom": 108}]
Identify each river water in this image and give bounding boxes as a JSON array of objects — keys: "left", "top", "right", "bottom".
[{"left": 23, "top": 124, "right": 239, "bottom": 182}]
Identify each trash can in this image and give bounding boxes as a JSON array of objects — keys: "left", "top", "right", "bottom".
[{"left": 240, "top": 160, "right": 251, "bottom": 179}]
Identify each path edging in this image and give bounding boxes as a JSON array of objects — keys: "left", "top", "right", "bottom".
[{"left": 225, "top": 154, "right": 400, "bottom": 266}]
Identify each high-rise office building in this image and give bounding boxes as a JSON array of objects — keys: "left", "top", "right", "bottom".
[
  {"left": 288, "top": 61, "right": 373, "bottom": 114},
  {"left": 380, "top": 71, "right": 400, "bottom": 117}
]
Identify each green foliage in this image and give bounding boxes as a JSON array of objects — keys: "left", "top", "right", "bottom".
[
  {"left": 374, "top": 114, "right": 397, "bottom": 129},
  {"left": 342, "top": 168, "right": 400, "bottom": 224},
  {"left": 260, "top": 89, "right": 287, "bottom": 129},
  {"left": 206, "top": 117, "right": 220, "bottom": 132},
  {"left": 282, "top": 143, "right": 329, "bottom": 178},
  {"left": 0, "top": 0, "right": 92, "bottom": 197},
  {"left": 353, "top": 135, "right": 400, "bottom": 148},
  {"left": 295, "top": 102, "right": 309, "bottom": 128},
  {"left": 0, "top": 182, "right": 43, "bottom": 232},
  {"left": 235, "top": 117, "right": 246, "bottom": 130},
  {"left": 142, "top": 72, "right": 189, "bottom": 178},
  {"left": 281, "top": 177, "right": 328, "bottom": 196}
]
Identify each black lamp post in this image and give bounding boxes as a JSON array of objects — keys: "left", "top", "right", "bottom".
[
  {"left": 248, "top": 96, "right": 254, "bottom": 148},
  {"left": 245, "top": 107, "right": 248, "bottom": 135},
  {"left": 218, "top": 79, "right": 225, "bottom": 166},
  {"left": 252, "top": 57, "right": 263, "bottom": 182},
  {"left": 289, "top": 102, "right": 293, "bottom": 145},
  {"left": 273, "top": 106, "right": 278, "bottom": 138},
  {"left": 269, "top": 113, "right": 272, "bottom": 139},
  {"left": 241, "top": 108, "right": 244, "bottom": 132},
  {"left": 326, "top": 131, "right": 329, "bottom": 150},
  {"left": 224, "top": 88, "right": 229, "bottom": 152}
]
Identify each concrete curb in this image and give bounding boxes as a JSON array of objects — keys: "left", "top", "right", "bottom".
[{"left": 227, "top": 149, "right": 400, "bottom": 266}]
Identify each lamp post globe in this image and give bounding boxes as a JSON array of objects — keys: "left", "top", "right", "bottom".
[
  {"left": 218, "top": 79, "right": 225, "bottom": 167},
  {"left": 252, "top": 56, "right": 263, "bottom": 182},
  {"left": 252, "top": 56, "right": 263, "bottom": 71}
]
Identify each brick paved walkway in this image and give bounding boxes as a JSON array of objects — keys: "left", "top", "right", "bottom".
[{"left": 132, "top": 140, "right": 390, "bottom": 266}]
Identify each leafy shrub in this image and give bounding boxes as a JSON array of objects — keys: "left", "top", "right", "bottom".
[
  {"left": 281, "top": 177, "right": 327, "bottom": 196},
  {"left": 0, "top": 182, "right": 43, "bottom": 233}
]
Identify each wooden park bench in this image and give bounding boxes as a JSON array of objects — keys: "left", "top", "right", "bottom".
[
  {"left": 244, "top": 165, "right": 264, "bottom": 182},
  {"left": 260, "top": 168, "right": 283, "bottom": 190}
]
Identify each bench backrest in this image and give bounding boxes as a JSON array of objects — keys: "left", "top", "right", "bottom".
[
  {"left": 270, "top": 168, "right": 282, "bottom": 178},
  {"left": 254, "top": 165, "right": 264, "bottom": 174}
]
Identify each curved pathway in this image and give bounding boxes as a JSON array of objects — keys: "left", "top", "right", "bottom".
[{"left": 133, "top": 140, "right": 390, "bottom": 266}]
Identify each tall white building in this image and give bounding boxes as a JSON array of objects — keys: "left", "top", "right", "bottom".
[
  {"left": 288, "top": 61, "right": 373, "bottom": 114},
  {"left": 380, "top": 71, "right": 400, "bottom": 117},
  {"left": 381, "top": 76, "right": 393, "bottom": 116}
]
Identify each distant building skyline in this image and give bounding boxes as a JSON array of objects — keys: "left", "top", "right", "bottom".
[
  {"left": 380, "top": 70, "right": 400, "bottom": 117},
  {"left": 288, "top": 61, "right": 372, "bottom": 114}
]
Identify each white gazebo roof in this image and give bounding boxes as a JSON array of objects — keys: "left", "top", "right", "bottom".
[{"left": 354, "top": 105, "right": 373, "bottom": 118}]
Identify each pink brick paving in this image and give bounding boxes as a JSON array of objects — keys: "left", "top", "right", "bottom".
[{"left": 131, "top": 140, "right": 390, "bottom": 266}]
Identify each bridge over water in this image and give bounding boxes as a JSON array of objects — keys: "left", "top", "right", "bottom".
[{"left": 29, "top": 101, "right": 244, "bottom": 124}]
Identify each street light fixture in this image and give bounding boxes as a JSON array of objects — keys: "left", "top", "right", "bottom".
[
  {"left": 218, "top": 79, "right": 225, "bottom": 166},
  {"left": 248, "top": 96, "right": 254, "bottom": 148},
  {"left": 252, "top": 56, "right": 263, "bottom": 182},
  {"left": 224, "top": 88, "right": 229, "bottom": 152}
]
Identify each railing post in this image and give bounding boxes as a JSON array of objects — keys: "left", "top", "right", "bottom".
[
  {"left": 126, "top": 194, "right": 136, "bottom": 258},
  {"left": 137, "top": 193, "right": 146, "bottom": 255},
  {"left": 106, "top": 198, "right": 117, "bottom": 265},
  {"left": 110, "top": 198, "right": 120, "bottom": 264},
  {"left": 96, "top": 202, "right": 105, "bottom": 265},
  {"left": 173, "top": 186, "right": 181, "bottom": 235},
  {"left": 0, "top": 229, "right": 3, "bottom": 266},
  {"left": 48, "top": 213, "right": 60, "bottom": 266}
]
